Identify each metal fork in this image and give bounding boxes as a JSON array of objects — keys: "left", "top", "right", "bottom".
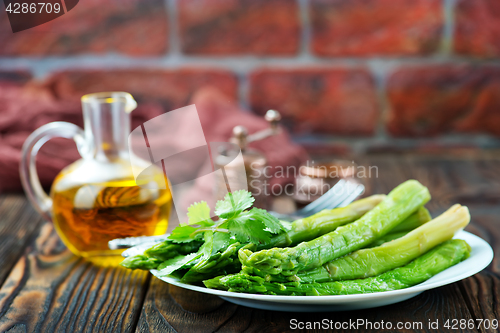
[
  {"left": 109, "top": 179, "right": 364, "bottom": 251},
  {"left": 269, "top": 179, "right": 364, "bottom": 221}
]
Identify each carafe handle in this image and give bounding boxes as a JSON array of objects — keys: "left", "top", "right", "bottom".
[{"left": 20, "top": 122, "right": 88, "bottom": 222}]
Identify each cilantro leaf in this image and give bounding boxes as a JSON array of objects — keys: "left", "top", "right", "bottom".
[
  {"left": 222, "top": 208, "right": 285, "bottom": 245},
  {"left": 168, "top": 191, "right": 282, "bottom": 250},
  {"left": 248, "top": 208, "right": 283, "bottom": 234},
  {"left": 212, "top": 231, "right": 231, "bottom": 255},
  {"left": 149, "top": 190, "right": 292, "bottom": 280},
  {"left": 155, "top": 252, "right": 201, "bottom": 276},
  {"left": 168, "top": 223, "right": 206, "bottom": 243},
  {"left": 215, "top": 190, "right": 255, "bottom": 219},
  {"left": 224, "top": 211, "right": 272, "bottom": 245},
  {"left": 168, "top": 224, "right": 198, "bottom": 243},
  {"left": 187, "top": 201, "right": 213, "bottom": 226},
  {"left": 200, "top": 231, "right": 214, "bottom": 259},
  {"left": 279, "top": 220, "right": 293, "bottom": 231},
  {"left": 200, "top": 230, "right": 231, "bottom": 259},
  {"left": 168, "top": 201, "right": 214, "bottom": 243}
]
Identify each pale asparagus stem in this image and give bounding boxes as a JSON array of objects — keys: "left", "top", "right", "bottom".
[
  {"left": 365, "top": 207, "right": 431, "bottom": 248},
  {"left": 391, "top": 207, "right": 431, "bottom": 233},
  {"left": 365, "top": 231, "right": 409, "bottom": 249},
  {"left": 296, "top": 204, "right": 470, "bottom": 283},
  {"left": 240, "top": 180, "right": 431, "bottom": 276}
]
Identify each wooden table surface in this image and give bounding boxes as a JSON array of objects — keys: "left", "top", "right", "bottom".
[{"left": 0, "top": 153, "right": 499, "bottom": 333}]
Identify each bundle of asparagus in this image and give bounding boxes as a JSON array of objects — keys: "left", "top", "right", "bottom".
[
  {"left": 121, "top": 180, "right": 471, "bottom": 296},
  {"left": 204, "top": 240, "right": 471, "bottom": 295},
  {"left": 121, "top": 192, "right": 388, "bottom": 281}
]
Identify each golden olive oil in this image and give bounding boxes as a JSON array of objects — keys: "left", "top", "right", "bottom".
[{"left": 51, "top": 176, "right": 171, "bottom": 261}]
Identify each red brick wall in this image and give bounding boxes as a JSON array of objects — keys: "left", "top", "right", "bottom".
[{"left": 0, "top": 0, "right": 499, "bottom": 153}]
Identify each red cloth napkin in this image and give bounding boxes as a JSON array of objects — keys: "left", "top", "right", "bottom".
[
  {"left": 0, "top": 81, "right": 165, "bottom": 192},
  {"left": 0, "top": 82, "right": 308, "bottom": 194}
]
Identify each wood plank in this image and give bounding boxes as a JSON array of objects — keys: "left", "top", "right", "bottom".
[
  {"left": 399, "top": 156, "right": 463, "bottom": 213},
  {"left": 458, "top": 272, "right": 500, "bottom": 333},
  {"left": 136, "top": 277, "right": 236, "bottom": 333},
  {"left": 0, "top": 195, "right": 44, "bottom": 287},
  {"left": 136, "top": 278, "right": 477, "bottom": 333},
  {"left": 465, "top": 210, "right": 500, "bottom": 273},
  {"left": 457, "top": 209, "right": 500, "bottom": 333},
  {"left": 0, "top": 223, "right": 149, "bottom": 333},
  {"left": 401, "top": 156, "right": 500, "bottom": 213},
  {"left": 403, "top": 157, "right": 500, "bottom": 332},
  {"left": 355, "top": 154, "right": 408, "bottom": 199}
]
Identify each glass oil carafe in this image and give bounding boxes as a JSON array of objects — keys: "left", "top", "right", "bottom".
[{"left": 20, "top": 92, "right": 172, "bottom": 264}]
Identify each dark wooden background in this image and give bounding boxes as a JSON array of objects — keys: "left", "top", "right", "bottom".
[{"left": 0, "top": 153, "right": 499, "bottom": 333}]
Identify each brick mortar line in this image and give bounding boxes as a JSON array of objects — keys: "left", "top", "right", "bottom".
[
  {"left": 237, "top": 72, "right": 250, "bottom": 111},
  {"left": 295, "top": 134, "right": 500, "bottom": 145},
  {"left": 166, "top": 0, "right": 180, "bottom": 56},
  {"left": 297, "top": 0, "right": 311, "bottom": 58},
  {"left": 294, "top": 135, "right": 500, "bottom": 151},
  {"left": 366, "top": 60, "right": 391, "bottom": 144},
  {"left": 1, "top": 56, "right": 500, "bottom": 79},
  {"left": 442, "top": 0, "right": 457, "bottom": 55}
]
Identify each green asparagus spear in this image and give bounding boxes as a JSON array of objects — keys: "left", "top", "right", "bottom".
[
  {"left": 263, "top": 195, "right": 386, "bottom": 248},
  {"left": 180, "top": 242, "right": 246, "bottom": 284},
  {"left": 205, "top": 239, "right": 470, "bottom": 295},
  {"left": 144, "top": 240, "right": 203, "bottom": 261},
  {"left": 120, "top": 255, "right": 163, "bottom": 270},
  {"left": 240, "top": 180, "right": 431, "bottom": 276},
  {"left": 295, "top": 204, "right": 470, "bottom": 283}
]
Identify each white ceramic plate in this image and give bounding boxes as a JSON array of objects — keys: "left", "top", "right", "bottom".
[{"left": 148, "top": 231, "right": 493, "bottom": 312}]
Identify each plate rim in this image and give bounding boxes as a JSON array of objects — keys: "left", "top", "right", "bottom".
[{"left": 151, "top": 230, "right": 493, "bottom": 303}]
